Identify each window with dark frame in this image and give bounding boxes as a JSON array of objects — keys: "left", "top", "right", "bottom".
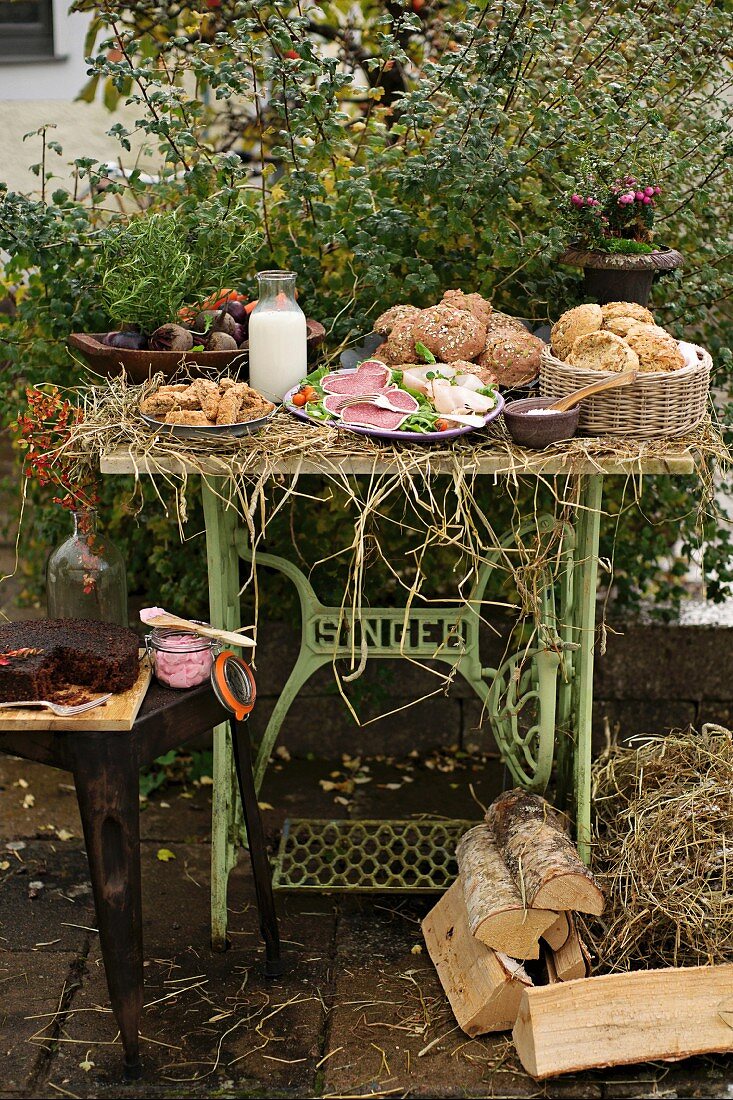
[{"left": 0, "top": 1, "right": 54, "bottom": 59}]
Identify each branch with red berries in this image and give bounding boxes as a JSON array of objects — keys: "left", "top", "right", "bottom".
[{"left": 15, "top": 387, "right": 99, "bottom": 511}]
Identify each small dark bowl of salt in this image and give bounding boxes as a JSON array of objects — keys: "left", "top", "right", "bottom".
[{"left": 503, "top": 396, "right": 580, "bottom": 449}]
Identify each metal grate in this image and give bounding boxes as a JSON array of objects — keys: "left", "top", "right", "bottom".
[{"left": 271, "top": 818, "right": 474, "bottom": 893}]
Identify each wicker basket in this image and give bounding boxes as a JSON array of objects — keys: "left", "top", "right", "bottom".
[{"left": 539, "top": 344, "right": 711, "bottom": 439}]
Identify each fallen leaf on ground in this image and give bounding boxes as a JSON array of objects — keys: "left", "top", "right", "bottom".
[
  {"left": 22, "top": 793, "right": 35, "bottom": 809},
  {"left": 14, "top": 778, "right": 29, "bottom": 789},
  {"left": 258, "top": 802, "right": 273, "bottom": 811},
  {"left": 157, "top": 848, "right": 176, "bottom": 862},
  {"left": 56, "top": 828, "right": 74, "bottom": 842}
]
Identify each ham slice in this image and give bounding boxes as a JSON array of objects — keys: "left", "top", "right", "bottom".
[
  {"left": 322, "top": 360, "right": 391, "bottom": 395},
  {"left": 430, "top": 380, "right": 496, "bottom": 415},
  {"left": 402, "top": 365, "right": 458, "bottom": 394}
]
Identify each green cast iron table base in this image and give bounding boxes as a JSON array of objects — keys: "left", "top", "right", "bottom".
[{"left": 202, "top": 474, "right": 604, "bottom": 944}]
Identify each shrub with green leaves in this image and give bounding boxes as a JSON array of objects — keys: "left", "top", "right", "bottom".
[{"left": 1, "top": 0, "right": 731, "bottom": 617}]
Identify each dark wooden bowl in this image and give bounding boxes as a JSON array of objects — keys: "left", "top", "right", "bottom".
[
  {"left": 503, "top": 396, "right": 580, "bottom": 449},
  {"left": 69, "top": 319, "right": 327, "bottom": 385}
]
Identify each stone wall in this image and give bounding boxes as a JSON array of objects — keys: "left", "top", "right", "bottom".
[{"left": 247, "top": 617, "right": 733, "bottom": 757}]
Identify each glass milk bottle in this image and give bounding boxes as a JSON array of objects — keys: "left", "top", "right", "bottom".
[{"left": 248, "top": 270, "right": 307, "bottom": 402}]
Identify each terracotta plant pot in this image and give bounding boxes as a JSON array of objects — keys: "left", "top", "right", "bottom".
[
  {"left": 68, "top": 320, "right": 326, "bottom": 385},
  {"left": 559, "top": 246, "right": 683, "bottom": 307}
]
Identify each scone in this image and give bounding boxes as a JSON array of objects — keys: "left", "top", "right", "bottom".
[
  {"left": 413, "top": 306, "right": 486, "bottom": 362},
  {"left": 600, "top": 301, "right": 655, "bottom": 325},
  {"left": 476, "top": 328, "right": 544, "bottom": 386},
  {"left": 189, "top": 379, "right": 221, "bottom": 421},
  {"left": 216, "top": 384, "right": 249, "bottom": 424},
  {"left": 140, "top": 391, "right": 178, "bottom": 418},
  {"left": 382, "top": 318, "right": 418, "bottom": 365},
  {"left": 566, "top": 331, "right": 640, "bottom": 373},
  {"left": 165, "top": 409, "right": 214, "bottom": 426},
  {"left": 441, "top": 289, "right": 493, "bottom": 325},
  {"left": 551, "top": 304, "right": 603, "bottom": 360},
  {"left": 624, "top": 329, "right": 685, "bottom": 372},
  {"left": 373, "top": 304, "right": 421, "bottom": 337}
]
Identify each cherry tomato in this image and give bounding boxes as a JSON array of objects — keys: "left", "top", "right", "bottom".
[
  {"left": 302, "top": 386, "right": 318, "bottom": 403},
  {"left": 291, "top": 392, "right": 308, "bottom": 407},
  {"left": 435, "top": 418, "right": 450, "bottom": 431}
]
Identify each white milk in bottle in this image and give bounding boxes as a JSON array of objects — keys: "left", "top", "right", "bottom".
[{"left": 248, "top": 270, "right": 307, "bottom": 402}]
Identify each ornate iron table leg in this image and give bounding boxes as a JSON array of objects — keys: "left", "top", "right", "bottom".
[
  {"left": 571, "top": 474, "right": 603, "bottom": 863},
  {"left": 202, "top": 477, "right": 243, "bottom": 950}
]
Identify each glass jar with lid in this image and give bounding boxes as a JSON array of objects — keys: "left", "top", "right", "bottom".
[{"left": 146, "top": 625, "right": 217, "bottom": 689}]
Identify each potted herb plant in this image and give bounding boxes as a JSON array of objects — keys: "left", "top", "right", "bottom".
[
  {"left": 558, "top": 168, "right": 682, "bottom": 306},
  {"left": 69, "top": 198, "right": 261, "bottom": 382}
]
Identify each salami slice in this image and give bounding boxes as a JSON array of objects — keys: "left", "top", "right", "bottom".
[
  {"left": 322, "top": 393, "right": 352, "bottom": 414},
  {"left": 323, "top": 388, "right": 418, "bottom": 420},
  {"left": 321, "top": 361, "right": 391, "bottom": 395},
  {"left": 341, "top": 403, "right": 408, "bottom": 430},
  {"left": 381, "top": 389, "right": 419, "bottom": 413}
]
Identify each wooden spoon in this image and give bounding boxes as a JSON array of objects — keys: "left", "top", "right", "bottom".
[
  {"left": 143, "top": 611, "right": 255, "bottom": 648},
  {"left": 546, "top": 370, "right": 638, "bottom": 412}
]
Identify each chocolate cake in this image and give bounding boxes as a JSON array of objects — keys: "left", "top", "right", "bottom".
[{"left": 0, "top": 619, "right": 140, "bottom": 702}]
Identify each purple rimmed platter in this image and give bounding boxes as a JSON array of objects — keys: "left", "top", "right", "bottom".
[{"left": 283, "top": 371, "right": 505, "bottom": 444}]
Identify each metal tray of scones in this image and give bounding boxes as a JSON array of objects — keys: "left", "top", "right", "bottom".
[
  {"left": 139, "top": 378, "right": 278, "bottom": 440},
  {"left": 140, "top": 409, "right": 278, "bottom": 441}
]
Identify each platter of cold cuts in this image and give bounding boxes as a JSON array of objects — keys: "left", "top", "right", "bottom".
[{"left": 284, "top": 359, "right": 504, "bottom": 443}]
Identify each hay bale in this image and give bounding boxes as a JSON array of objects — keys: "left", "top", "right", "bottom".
[{"left": 587, "top": 725, "right": 733, "bottom": 972}]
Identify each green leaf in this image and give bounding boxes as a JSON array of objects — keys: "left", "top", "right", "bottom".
[{"left": 415, "top": 342, "right": 436, "bottom": 365}]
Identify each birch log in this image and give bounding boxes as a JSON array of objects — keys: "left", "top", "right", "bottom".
[
  {"left": 486, "top": 790, "right": 604, "bottom": 914},
  {"left": 422, "top": 878, "right": 533, "bottom": 1036},
  {"left": 456, "top": 824, "right": 557, "bottom": 959}
]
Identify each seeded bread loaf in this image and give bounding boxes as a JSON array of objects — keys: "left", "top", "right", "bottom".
[
  {"left": 566, "top": 330, "right": 640, "bottom": 373},
  {"left": 550, "top": 304, "right": 603, "bottom": 360}
]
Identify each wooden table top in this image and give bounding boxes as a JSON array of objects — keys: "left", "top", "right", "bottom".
[{"left": 100, "top": 446, "right": 699, "bottom": 478}]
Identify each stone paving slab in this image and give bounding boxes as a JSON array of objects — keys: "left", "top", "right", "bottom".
[
  {"left": 1, "top": 750, "right": 733, "bottom": 1098},
  {"left": 0, "top": 950, "right": 80, "bottom": 1094},
  {"left": 0, "top": 841, "right": 93, "bottom": 955}
]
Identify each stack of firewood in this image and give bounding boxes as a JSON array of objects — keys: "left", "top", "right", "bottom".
[
  {"left": 422, "top": 788, "right": 602, "bottom": 1037},
  {"left": 423, "top": 788, "right": 733, "bottom": 1079}
]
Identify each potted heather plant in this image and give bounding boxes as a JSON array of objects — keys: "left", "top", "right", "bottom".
[{"left": 558, "top": 166, "right": 682, "bottom": 305}]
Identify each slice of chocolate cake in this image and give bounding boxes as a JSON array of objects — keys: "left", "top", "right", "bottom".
[{"left": 0, "top": 619, "right": 140, "bottom": 702}]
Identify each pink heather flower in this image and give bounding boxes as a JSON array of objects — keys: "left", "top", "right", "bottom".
[
  {"left": 618, "top": 192, "right": 635, "bottom": 205},
  {"left": 642, "top": 195, "right": 652, "bottom": 204},
  {"left": 653, "top": 186, "right": 661, "bottom": 195},
  {"left": 644, "top": 186, "right": 655, "bottom": 197},
  {"left": 635, "top": 191, "right": 645, "bottom": 201},
  {"left": 571, "top": 193, "right": 584, "bottom": 206}
]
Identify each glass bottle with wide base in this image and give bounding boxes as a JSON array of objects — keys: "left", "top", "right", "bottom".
[{"left": 46, "top": 509, "right": 128, "bottom": 627}]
